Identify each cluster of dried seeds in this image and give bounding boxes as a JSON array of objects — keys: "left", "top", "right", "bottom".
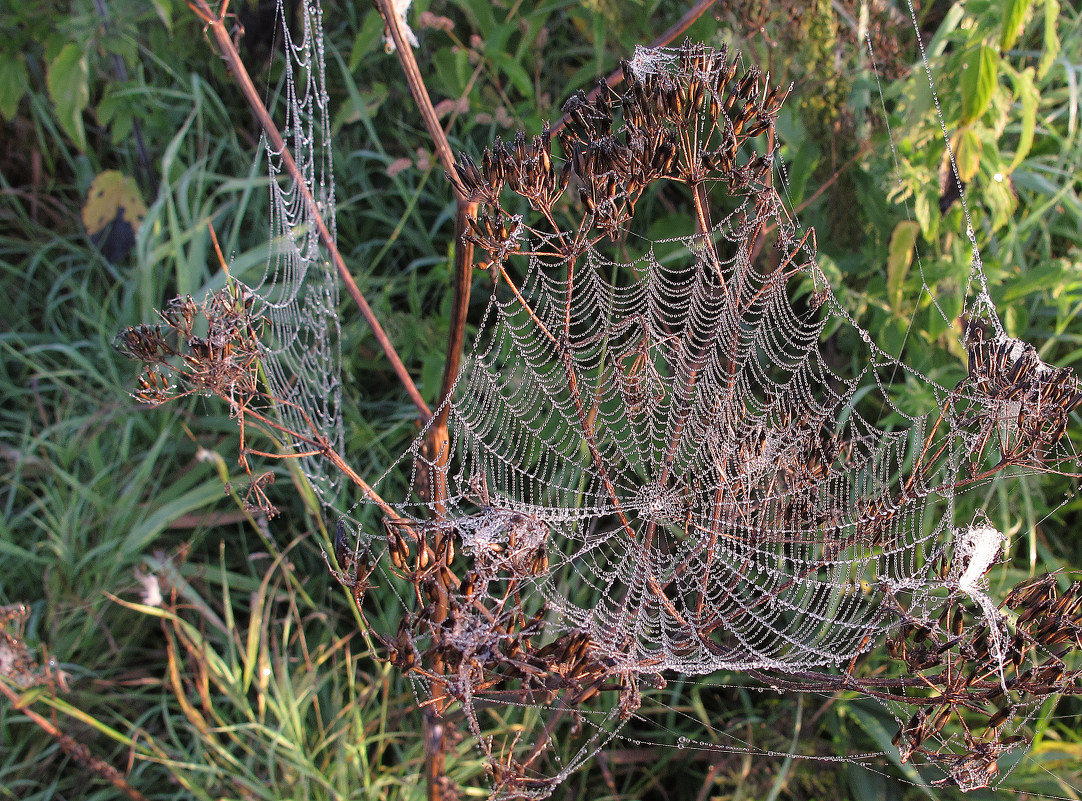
[
  {"left": 880, "top": 569, "right": 1082, "bottom": 790},
  {"left": 332, "top": 502, "right": 639, "bottom": 798},
  {"left": 116, "top": 284, "right": 263, "bottom": 407},
  {"left": 450, "top": 40, "right": 788, "bottom": 264},
  {"left": 961, "top": 332, "right": 1082, "bottom": 471},
  {"left": 116, "top": 284, "right": 292, "bottom": 515}
]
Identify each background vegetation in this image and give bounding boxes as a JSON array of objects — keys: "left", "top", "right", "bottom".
[{"left": 2, "top": 0, "right": 1081, "bottom": 798}]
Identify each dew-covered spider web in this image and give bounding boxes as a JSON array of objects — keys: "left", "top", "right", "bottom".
[
  {"left": 201, "top": 1, "right": 1082, "bottom": 797},
  {"left": 249, "top": 0, "right": 343, "bottom": 505}
]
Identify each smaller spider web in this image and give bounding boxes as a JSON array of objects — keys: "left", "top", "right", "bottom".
[{"left": 248, "top": 0, "right": 344, "bottom": 504}]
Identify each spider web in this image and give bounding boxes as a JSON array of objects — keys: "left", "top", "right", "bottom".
[
  {"left": 411, "top": 193, "right": 936, "bottom": 676},
  {"left": 243, "top": 3, "right": 1082, "bottom": 798},
  {"left": 247, "top": 0, "right": 343, "bottom": 504}
]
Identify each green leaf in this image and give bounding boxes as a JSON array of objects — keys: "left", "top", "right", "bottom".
[
  {"left": 984, "top": 170, "right": 1018, "bottom": 230},
  {"left": 887, "top": 220, "right": 920, "bottom": 314},
  {"left": 148, "top": 0, "right": 173, "bottom": 33},
  {"left": 999, "top": 0, "right": 1032, "bottom": 51},
  {"left": 1038, "top": 0, "right": 1060, "bottom": 79},
  {"left": 0, "top": 52, "right": 28, "bottom": 121},
  {"left": 959, "top": 45, "right": 999, "bottom": 125},
  {"left": 954, "top": 128, "right": 982, "bottom": 183},
  {"left": 926, "top": 4, "right": 966, "bottom": 58},
  {"left": 1009, "top": 67, "right": 1038, "bottom": 170},
  {"left": 915, "top": 190, "right": 938, "bottom": 242},
  {"left": 431, "top": 46, "right": 469, "bottom": 98},
  {"left": 1002, "top": 261, "right": 1069, "bottom": 303},
  {"left": 490, "top": 50, "right": 533, "bottom": 98},
  {"left": 349, "top": 10, "right": 384, "bottom": 72},
  {"left": 46, "top": 42, "right": 89, "bottom": 151}
]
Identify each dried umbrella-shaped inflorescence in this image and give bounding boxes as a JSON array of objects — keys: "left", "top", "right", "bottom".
[
  {"left": 116, "top": 284, "right": 263, "bottom": 407},
  {"left": 450, "top": 40, "right": 788, "bottom": 258},
  {"left": 0, "top": 604, "right": 69, "bottom": 691},
  {"left": 116, "top": 283, "right": 284, "bottom": 515},
  {"left": 960, "top": 329, "right": 1082, "bottom": 472},
  {"left": 878, "top": 565, "right": 1082, "bottom": 790}
]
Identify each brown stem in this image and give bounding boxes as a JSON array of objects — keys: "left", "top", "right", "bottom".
[
  {"left": 365, "top": 6, "right": 482, "bottom": 796},
  {"left": 371, "top": 0, "right": 478, "bottom": 513},
  {"left": 422, "top": 198, "right": 478, "bottom": 516},
  {"left": 233, "top": 396, "right": 397, "bottom": 515},
  {"left": 0, "top": 682, "right": 150, "bottom": 801},
  {"left": 423, "top": 710, "right": 447, "bottom": 801},
  {"left": 187, "top": 0, "right": 431, "bottom": 421}
]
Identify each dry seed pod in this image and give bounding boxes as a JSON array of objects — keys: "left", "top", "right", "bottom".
[
  {"left": 461, "top": 572, "right": 476, "bottom": 601},
  {"left": 388, "top": 531, "right": 407, "bottom": 569},
  {"left": 893, "top": 709, "right": 926, "bottom": 749},
  {"left": 938, "top": 605, "right": 952, "bottom": 631},
  {"left": 986, "top": 706, "right": 1012, "bottom": 732},
  {"left": 450, "top": 153, "right": 487, "bottom": 201},
  {"left": 952, "top": 609, "right": 965, "bottom": 636},
  {"left": 1012, "top": 633, "right": 1028, "bottom": 668},
  {"left": 427, "top": 581, "right": 449, "bottom": 624},
  {"left": 418, "top": 543, "right": 435, "bottom": 570},
  {"left": 438, "top": 564, "right": 458, "bottom": 590},
  {"left": 334, "top": 519, "right": 351, "bottom": 570},
  {"left": 1033, "top": 663, "right": 1065, "bottom": 684},
  {"left": 1052, "top": 582, "right": 1082, "bottom": 616},
  {"left": 929, "top": 705, "right": 952, "bottom": 735},
  {"left": 529, "top": 545, "right": 548, "bottom": 575}
]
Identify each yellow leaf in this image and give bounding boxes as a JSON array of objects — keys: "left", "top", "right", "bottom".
[
  {"left": 82, "top": 171, "right": 147, "bottom": 262},
  {"left": 82, "top": 170, "right": 147, "bottom": 235}
]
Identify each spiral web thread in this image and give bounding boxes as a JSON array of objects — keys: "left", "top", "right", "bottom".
[{"left": 250, "top": 0, "right": 343, "bottom": 504}]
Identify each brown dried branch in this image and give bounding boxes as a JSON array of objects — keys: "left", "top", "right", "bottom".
[{"left": 0, "top": 616, "right": 148, "bottom": 801}]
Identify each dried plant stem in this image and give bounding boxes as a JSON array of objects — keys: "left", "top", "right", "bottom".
[
  {"left": 187, "top": 0, "right": 432, "bottom": 422},
  {"left": 235, "top": 399, "right": 396, "bottom": 516},
  {"left": 0, "top": 681, "right": 150, "bottom": 801},
  {"left": 371, "top": 0, "right": 479, "bottom": 513}
]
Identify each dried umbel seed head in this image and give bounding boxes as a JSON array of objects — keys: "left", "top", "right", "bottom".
[
  {"left": 462, "top": 208, "right": 523, "bottom": 265},
  {"left": 115, "top": 323, "right": 174, "bottom": 363},
  {"left": 964, "top": 332, "right": 1082, "bottom": 461},
  {"left": 449, "top": 153, "right": 495, "bottom": 204},
  {"left": 117, "top": 284, "right": 265, "bottom": 406},
  {"left": 450, "top": 41, "right": 792, "bottom": 261}
]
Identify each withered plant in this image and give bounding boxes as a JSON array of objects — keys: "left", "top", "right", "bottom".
[{"left": 117, "top": 10, "right": 1082, "bottom": 800}]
